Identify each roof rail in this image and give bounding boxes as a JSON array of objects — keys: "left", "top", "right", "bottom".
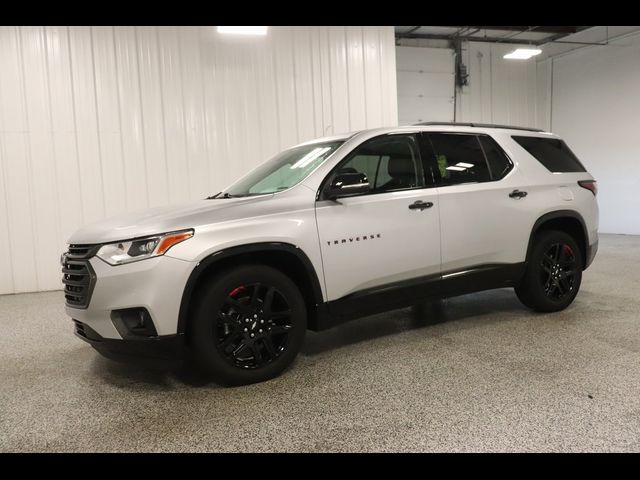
[{"left": 414, "top": 122, "right": 545, "bottom": 133}]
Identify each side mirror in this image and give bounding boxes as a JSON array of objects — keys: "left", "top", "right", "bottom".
[{"left": 325, "top": 172, "right": 370, "bottom": 200}]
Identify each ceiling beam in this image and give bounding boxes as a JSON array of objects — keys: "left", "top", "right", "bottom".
[
  {"left": 542, "top": 26, "right": 595, "bottom": 44},
  {"left": 395, "top": 27, "right": 599, "bottom": 46},
  {"left": 464, "top": 26, "right": 580, "bottom": 34},
  {"left": 395, "top": 32, "right": 544, "bottom": 45},
  {"left": 404, "top": 26, "right": 422, "bottom": 35}
]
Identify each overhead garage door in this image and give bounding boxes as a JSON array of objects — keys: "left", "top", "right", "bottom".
[{"left": 396, "top": 46, "right": 455, "bottom": 125}]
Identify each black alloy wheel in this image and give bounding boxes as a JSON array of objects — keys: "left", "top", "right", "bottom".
[
  {"left": 515, "top": 230, "right": 583, "bottom": 312},
  {"left": 215, "top": 283, "right": 293, "bottom": 369},
  {"left": 540, "top": 242, "right": 579, "bottom": 301},
  {"left": 189, "top": 264, "right": 307, "bottom": 385}
]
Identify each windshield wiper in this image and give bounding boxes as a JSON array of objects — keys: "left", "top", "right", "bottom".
[{"left": 206, "top": 192, "right": 235, "bottom": 199}]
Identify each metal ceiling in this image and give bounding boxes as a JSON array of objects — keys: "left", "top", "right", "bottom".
[{"left": 395, "top": 26, "right": 594, "bottom": 46}]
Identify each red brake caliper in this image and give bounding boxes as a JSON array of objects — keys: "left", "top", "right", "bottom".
[
  {"left": 563, "top": 245, "right": 574, "bottom": 258},
  {"left": 229, "top": 285, "right": 246, "bottom": 298},
  {"left": 226, "top": 285, "right": 247, "bottom": 342}
]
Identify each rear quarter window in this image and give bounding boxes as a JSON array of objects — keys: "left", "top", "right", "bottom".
[{"left": 512, "top": 136, "right": 586, "bottom": 173}]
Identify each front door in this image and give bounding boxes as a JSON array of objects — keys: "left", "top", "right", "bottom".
[{"left": 315, "top": 133, "right": 441, "bottom": 303}]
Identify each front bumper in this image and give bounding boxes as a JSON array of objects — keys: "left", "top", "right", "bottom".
[
  {"left": 74, "top": 320, "right": 185, "bottom": 363},
  {"left": 65, "top": 254, "right": 196, "bottom": 340}
]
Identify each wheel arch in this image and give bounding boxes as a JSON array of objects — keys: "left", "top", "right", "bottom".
[
  {"left": 177, "top": 242, "right": 325, "bottom": 335},
  {"left": 526, "top": 210, "right": 588, "bottom": 269}
]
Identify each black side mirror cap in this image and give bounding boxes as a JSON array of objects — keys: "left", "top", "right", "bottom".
[{"left": 325, "top": 172, "right": 370, "bottom": 200}]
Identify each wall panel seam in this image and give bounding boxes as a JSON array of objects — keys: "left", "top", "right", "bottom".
[
  {"left": 42, "top": 26, "right": 63, "bottom": 260},
  {"left": 133, "top": 26, "right": 151, "bottom": 207},
  {"left": 88, "top": 27, "right": 107, "bottom": 218},
  {"left": 17, "top": 27, "right": 42, "bottom": 291},
  {"left": 111, "top": 26, "right": 130, "bottom": 211},
  {"left": 176, "top": 28, "right": 192, "bottom": 197},
  {"left": 0, "top": 130, "right": 16, "bottom": 293},
  {"left": 66, "top": 26, "right": 87, "bottom": 226},
  {"left": 154, "top": 26, "right": 172, "bottom": 203},
  {"left": 291, "top": 29, "right": 301, "bottom": 142}
]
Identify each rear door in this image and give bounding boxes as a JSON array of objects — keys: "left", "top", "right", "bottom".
[{"left": 421, "top": 132, "right": 532, "bottom": 272}]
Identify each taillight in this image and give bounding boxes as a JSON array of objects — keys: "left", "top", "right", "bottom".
[{"left": 578, "top": 180, "right": 597, "bottom": 196}]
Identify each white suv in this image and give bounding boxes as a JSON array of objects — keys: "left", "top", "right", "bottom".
[{"left": 62, "top": 123, "right": 599, "bottom": 385}]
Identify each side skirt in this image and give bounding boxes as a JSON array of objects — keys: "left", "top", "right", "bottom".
[{"left": 312, "top": 263, "right": 525, "bottom": 331}]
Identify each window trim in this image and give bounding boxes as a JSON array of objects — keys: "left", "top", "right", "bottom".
[
  {"left": 421, "top": 132, "right": 514, "bottom": 188},
  {"left": 317, "top": 133, "right": 427, "bottom": 201},
  {"left": 478, "top": 134, "right": 515, "bottom": 181}
]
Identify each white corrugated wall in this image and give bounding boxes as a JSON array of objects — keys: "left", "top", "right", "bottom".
[
  {"left": 0, "top": 26, "right": 398, "bottom": 294},
  {"left": 455, "top": 42, "right": 539, "bottom": 128},
  {"left": 540, "top": 31, "right": 640, "bottom": 234}
]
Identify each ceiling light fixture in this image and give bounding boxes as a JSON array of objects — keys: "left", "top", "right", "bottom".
[
  {"left": 217, "top": 26, "right": 268, "bottom": 36},
  {"left": 503, "top": 48, "right": 542, "bottom": 60}
]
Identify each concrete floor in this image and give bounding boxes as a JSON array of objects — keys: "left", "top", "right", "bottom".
[{"left": 1, "top": 233, "right": 639, "bottom": 452}]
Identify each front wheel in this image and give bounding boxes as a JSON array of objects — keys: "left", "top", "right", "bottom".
[
  {"left": 188, "top": 264, "right": 307, "bottom": 386},
  {"left": 515, "top": 230, "right": 583, "bottom": 312}
]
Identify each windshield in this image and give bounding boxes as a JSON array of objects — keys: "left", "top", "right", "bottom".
[{"left": 222, "top": 141, "right": 344, "bottom": 197}]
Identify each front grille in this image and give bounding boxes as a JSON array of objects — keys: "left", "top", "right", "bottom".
[
  {"left": 62, "top": 244, "right": 98, "bottom": 309},
  {"left": 68, "top": 244, "right": 95, "bottom": 257},
  {"left": 73, "top": 320, "right": 87, "bottom": 338},
  {"left": 73, "top": 320, "right": 103, "bottom": 341}
]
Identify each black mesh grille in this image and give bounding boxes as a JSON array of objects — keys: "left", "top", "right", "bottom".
[
  {"left": 73, "top": 320, "right": 87, "bottom": 338},
  {"left": 68, "top": 244, "right": 95, "bottom": 257},
  {"left": 62, "top": 244, "right": 98, "bottom": 308},
  {"left": 73, "top": 320, "right": 103, "bottom": 341}
]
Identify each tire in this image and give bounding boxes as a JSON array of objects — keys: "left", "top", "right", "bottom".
[
  {"left": 515, "top": 230, "right": 583, "bottom": 312},
  {"left": 188, "top": 264, "right": 307, "bottom": 386}
]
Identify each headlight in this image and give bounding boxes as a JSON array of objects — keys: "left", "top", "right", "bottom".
[{"left": 96, "top": 229, "right": 194, "bottom": 266}]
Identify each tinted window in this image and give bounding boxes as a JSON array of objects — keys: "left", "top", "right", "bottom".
[
  {"left": 512, "top": 136, "right": 586, "bottom": 173},
  {"left": 336, "top": 135, "right": 423, "bottom": 194},
  {"left": 427, "top": 133, "right": 490, "bottom": 185},
  {"left": 479, "top": 135, "right": 513, "bottom": 180}
]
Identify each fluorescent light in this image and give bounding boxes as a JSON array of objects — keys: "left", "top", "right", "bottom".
[
  {"left": 503, "top": 48, "right": 542, "bottom": 60},
  {"left": 456, "top": 162, "right": 474, "bottom": 168},
  {"left": 217, "top": 26, "right": 268, "bottom": 36},
  {"left": 291, "top": 147, "right": 330, "bottom": 169},
  {"left": 446, "top": 166, "right": 466, "bottom": 171}
]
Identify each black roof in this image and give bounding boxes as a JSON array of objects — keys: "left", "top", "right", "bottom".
[{"left": 414, "top": 122, "right": 544, "bottom": 133}]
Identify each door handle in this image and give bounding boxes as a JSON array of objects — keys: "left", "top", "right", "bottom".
[
  {"left": 408, "top": 200, "right": 434, "bottom": 210},
  {"left": 509, "top": 189, "right": 528, "bottom": 199}
]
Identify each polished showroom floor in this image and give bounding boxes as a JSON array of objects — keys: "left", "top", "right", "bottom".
[{"left": 1, "top": 234, "right": 639, "bottom": 452}]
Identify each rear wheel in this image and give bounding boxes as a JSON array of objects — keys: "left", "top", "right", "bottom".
[
  {"left": 189, "top": 264, "right": 307, "bottom": 385},
  {"left": 515, "top": 230, "right": 583, "bottom": 312}
]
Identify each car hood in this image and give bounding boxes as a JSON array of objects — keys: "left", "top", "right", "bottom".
[{"left": 67, "top": 195, "right": 275, "bottom": 244}]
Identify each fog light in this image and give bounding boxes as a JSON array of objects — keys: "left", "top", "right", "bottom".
[{"left": 111, "top": 308, "right": 158, "bottom": 339}]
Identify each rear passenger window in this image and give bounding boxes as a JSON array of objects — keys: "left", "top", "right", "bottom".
[
  {"left": 479, "top": 135, "right": 513, "bottom": 180},
  {"left": 427, "top": 133, "right": 491, "bottom": 185},
  {"left": 512, "top": 136, "right": 586, "bottom": 173}
]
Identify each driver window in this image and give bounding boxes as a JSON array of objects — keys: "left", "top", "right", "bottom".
[{"left": 337, "top": 135, "right": 423, "bottom": 194}]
